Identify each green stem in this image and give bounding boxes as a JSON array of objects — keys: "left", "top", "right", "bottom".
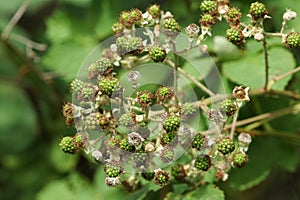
[{"left": 262, "top": 35, "right": 270, "bottom": 91}]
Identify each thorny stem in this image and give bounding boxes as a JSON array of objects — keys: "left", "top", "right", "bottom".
[
  {"left": 203, "top": 103, "right": 300, "bottom": 137},
  {"left": 267, "top": 66, "right": 300, "bottom": 90},
  {"left": 172, "top": 42, "right": 179, "bottom": 107},
  {"left": 262, "top": 34, "right": 270, "bottom": 91},
  {"left": 224, "top": 103, "right": 300, "bottom": 130},
  {"left": 165, "top": 59, "right": 215, "bottom": 96},
  {"left": 230, "top": 109, "right": 239, "bottom": 140}
]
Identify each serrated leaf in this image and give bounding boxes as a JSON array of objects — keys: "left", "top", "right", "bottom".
[
  {"left": 182, "top": 184, "right": 225, "bottom": 200},
  {"left": 223, "top": 47, "right": 295, "bottom": 90}
]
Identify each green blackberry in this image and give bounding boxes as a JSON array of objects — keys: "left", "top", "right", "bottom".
[
  {"left": 59, "top": 135, "right": 82, "bottom": 154},
  {"left": 220, "top": 99, "right": 237, "bottom": 116},
  {"left": 194, "top": 155, "right": 211, "bottom": 171},
  {"left": 226, "top": 27, "right": 245, "bottom": 46},
  {"left": 162, "top": 18, "right": 181, "bottom": 36},
  {"left": 161, "top": 131, "right": 176, "bottom": 146},
  {"left": 232, "top": 151, "right": 249, "bottom": 168},
  {"left": 217, "top": 137, "right": 235, "bottom": 155},
  {"left": 104, "top": 163, "right": 122, "bottom": 177},
  {"left": 119, "top": 112, "right": 136, "bottom": 127},
  {"left": 249, "top": 2, "right": 268, "bottom": 20},
  {"left": 120, "top": 139, "right": 134, "bottom": 152},
  {"left": 181, "top": 103, "right": 196, "bottom": 119},
  {"left": 200, "top": 0, "right": 217, "bottom": 14},
  {"left": 137, "top": 91, "right": 155, "bottom": 107},
  {"left": 116, "top": 36, "right": 143, "bottom": 55},
  {"left": 99, "top": 77, "right": 119, "bottom": 97},
  {"left": 147, "top": 4, "right": 160, "bottom": 18},
  {"left": 154, "top": 170, "right": 169, "bottom": 186},
  {"left": 191, "top": 133, "right": 206, "bottom": 150},
  {"left": 149, "top": 46, "right": 167, "bottom": 62},
  {"left": 112, "top": 22, "right": 124, "bottom": 35},
  {"left": 199, "top": 13, "right": 215, "bottom": 28},
  {"left": 285, "top": 32, "right": 300, "bottom": 49},
  {"left": 88, "top": 57, "right": 113, "bottom": 78},
  {"left": 70, "top": 79, "right": 85, "bottom": 94},
  {"left": 163, "top": 115, "right": 181, "bottom": 133},
  {"left": 156, "top": 86, "right": 174, "bottom": 103}
]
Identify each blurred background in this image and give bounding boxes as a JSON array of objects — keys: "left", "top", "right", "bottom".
[{"left": 0, "top": 0, "right": 300, "bottom": 199}]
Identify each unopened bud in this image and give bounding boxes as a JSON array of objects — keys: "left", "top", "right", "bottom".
[{"left": 283, "top": 9, "right": 297, "bottom": 21}]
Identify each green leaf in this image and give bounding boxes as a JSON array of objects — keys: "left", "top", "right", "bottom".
[
  {"left": 0, "top": 83, "right": 36, "bottom": 156},
  {"left": 49, "top": 139, "right": 79, "bottom": 173},
  {"left": 213, "top": 36, "right": 243, "bottom": 62},
  {"left": 223, "top": 47, "right": 295, "bottom": 90},
  {"left": 37, "top": 173, "right": 94, "bottom": 200},
  {"left": 42, "top": 41, "right": 95, "bottom": 81},
  {"left": 182, "top": 184, "right": 225, "bottom": 200}
]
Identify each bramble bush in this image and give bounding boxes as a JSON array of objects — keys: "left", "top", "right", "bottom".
[{"left": 1, "top": 0, "right": 300, "bottom": 200}]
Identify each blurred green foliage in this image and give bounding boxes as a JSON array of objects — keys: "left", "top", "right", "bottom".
[{"left": 0, "top": 0, "right": 300, "bottom": 200}]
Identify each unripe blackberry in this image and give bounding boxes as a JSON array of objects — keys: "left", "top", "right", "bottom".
[
  {"left": 194, "top": 155, "right": 211, "bottom": 171},
  {"left": 142, "top": 171, "right": 155, "bottom": 181},
  {"left": 156, "top": 86, "right": 174, "bottom": 103},
  {"left": 181, "top": 103, "right": 196, "bottom": 119},
  {"left": 59, "top": 135, "right": 82, "bottom": 154},
  {"left": 162, "top": 18, "right": 181, "bottom": 36},
  {"left": 199, "top": 14, "right": 215, "bottom": 28},
  {"left": 154, "top": 169, "right": 169, "bottom": 186},
  {"left": 232, "top": 151, "right": 249, "bottom": 168},
  {"left": 104, "top": 163, "right": 122, "bottom": 177},
  {"left": 85, "top": 112, "right": 100, "bottom": 130},
  {"left": 129, "top": 8, "right": 142, "bottom": 23},
  {"left": 147, "top": 4, "right": 160, "bottom": 18},
  {"left": 159, "top": 148, "right": 174, "bottom": 163},
  {"left": 226, "top": 27, "right": 245, "bottom": 46},
  {"left": 149, "top": 46, "right": 167, "bottom": 62},
  {"left": 119, "top": 9, "right": 142, "bottom": 29},
  {"left": 82, "top": 85, "right": 95, "bottom": 100},
  {"left": 226, "top": 7, "right": 242, "bottom": 26},
  {"left": 200, "top": 0, "right": 217, "bottom": 14},
  {"left": 220, "top": 99, "right": 237, "bottom": 116},
  {"left": 217, "top": 137, "right": 235, "bottom": 155},
  {"left": 249, "top": 2, "right": 268, "bottom": 21},
  {"left": 119, "top": 112, "right": 136, "bottom": 127},
  {"left": 137, "top": 91, "right": 155, "bottom": 108},
  {"left": 285, "top": 32, "right": 300, "bottom": 49},
  {"left": 99, "top": 77, "right": 119, "bottom": 97},
  {"left": 116, "top": 36, "right": 143, "bottom": 55},
  {"left": 120, "top": 138, "right": 134, "bottom": 152},
  {"left": 132, "top": 151, "right": 147, "bottom": 167},
  {"left": 62, "top": 102, "right": 75, "bottom": 126},
  {"left": 171, "top": 164, "right": 186, "bottom": 181},
  {"left": 112, "top": 22, "right": 124, "bottom": 35},
  {"left": 161, "top": 131, "right": 176, "bottom": 146},
  {"left": 88, "top": 57, "right": 113, "bottom": 78},
  {"left": 192, "top": 133, "right": 206, "bottom": 151},
  {"left": 70, "top": 79, "right": 85, "bottom": 94},
  {"left": 163, "top": 115, "right": 181, "bottom": 133}
]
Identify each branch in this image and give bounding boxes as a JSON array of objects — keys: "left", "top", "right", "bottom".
[{"left": 1, "top": 0, "right": 31, "bottom": 40}]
